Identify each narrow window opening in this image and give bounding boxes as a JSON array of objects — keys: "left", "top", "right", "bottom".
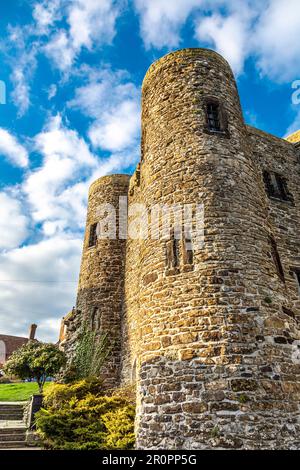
[
  {"left": 90, "top": 307, "right": 97, "bottom": 330},
  {"left": 207, "top": 102, "right": 221, "bottom": 132},
  {"left": 88, "top": 223, "right": 98, "bottom": 247},
  {"left": 263, "top": 171, "right": 293, "bottom": 202},
  {"left": 292, "top": 269, "right": 300, "bottom": 294},
  {"left": 269, "top": 235, "right": 285, "bottom": 282},
  {"left": 165, "top": 230, "right": 180, "bottom": 273},
  {"left": 183, "top": 233, "right": 194, "bottom": 266}
]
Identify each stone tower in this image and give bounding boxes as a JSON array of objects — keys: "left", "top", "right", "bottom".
[
  {"left": 63, "top": 48, "right": 300, "bottom": 449},
  {"left": 65, "top": 175, "right": 130, "bottom": 388}
]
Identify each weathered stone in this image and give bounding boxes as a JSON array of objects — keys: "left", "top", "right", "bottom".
[{"left": 61, "top": 48, "right": 300, "bottom": 450}]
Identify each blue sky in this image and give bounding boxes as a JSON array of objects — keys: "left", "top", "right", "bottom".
[{"left": 0, "top": 0, "right": 299, "bottom": 342}]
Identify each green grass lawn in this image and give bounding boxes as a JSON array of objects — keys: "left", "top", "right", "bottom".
[{"left": 0, "top": 382, "right": 52, "bottom": 402}]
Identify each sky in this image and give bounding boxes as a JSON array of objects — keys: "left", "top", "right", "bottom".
[{"left": 0, "top": 0, "right": 300, "bottom": 343}]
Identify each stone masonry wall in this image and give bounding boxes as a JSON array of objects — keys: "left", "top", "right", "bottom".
[
  {"left": 64, "top": 175, "right": 130, "bottom": 389},
  {"left": 64, "top": 48, "right": 300, "bottom": 449},
  {"left": 123, "top": 49, "right": 300, "bottom": 449}
]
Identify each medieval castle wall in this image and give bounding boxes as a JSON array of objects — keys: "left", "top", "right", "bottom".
[{"left": 63, "top": 48, "right": 300, "bottom": 449}]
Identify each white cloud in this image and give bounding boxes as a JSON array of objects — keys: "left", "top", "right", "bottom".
[
  {"left": 0, "top": 128, "right": 29, "bottom": 167},
  {"left": 134, "top": 0, "right": 201, "bottom": 49},
  {"left": 47, "top": 84, "right": 57, "bottom": 100},
  {"left": 134, "top": 0, "right": 300, "bottom": 82},
  {"left": 69, "top": 69, "right": 140, "bottom": 152},
  {"left": 195, "top": 12, "right": 251, "bottom": 75},
  {"left": 44, "top": 31, "right": 75, "bottom": 72},
  {"left": 254, "top": 0, "right": 300, "bottom": 81},
  {"left": 0, "top": 236, "right": 82, "bottom": 342},
  {"left": 32, "top": 0, "right": 62, "bottom": 33},
  {"left": 45, "top": 0, "right": 120, "bottom": 72},
  {"left": 0, "top": 193, "right": 29, "bottom": 250},
  {"left": 68, "top": 0, "right": 118, "bottom": 50},
  {"left": 7, "top": 26, "right": 38, "bottom": 116},
  {"left": 23, "top": 114, "right": 97, "bottom": 230}
]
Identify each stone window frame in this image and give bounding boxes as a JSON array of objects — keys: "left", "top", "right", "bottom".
[
  {"left": 182, "top": 232, "right": 194, "bottom": 272},
  {"left": 203, "top": 96, "right": 230, "bottom": 138},
  {"left": 165, "top": 229, "right": 180, "bottom": 276},
  {"left": 290, "top": 267, "right": 300, "bottom": 295},
  {"left": 165, "top": 229, "right": 195, "bottom": 276},
  {"left": 268, "top": 235, "right": 285, "bottom": 283},
  {"left": 263, "top": 170, "right": 294, "bottom": 203},
  {"left": 88, "top": 222, "right": 98, "bottom": 248}
]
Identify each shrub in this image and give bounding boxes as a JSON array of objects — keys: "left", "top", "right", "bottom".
[
  {"left": 71, "top": 324, "right": 111, "bottom": 381},
  {"left": 35, "top": 379, "right": 135, "bottom": 450},
  {"left": 43, "top": 377, "right": 104, "bottom": 410}
]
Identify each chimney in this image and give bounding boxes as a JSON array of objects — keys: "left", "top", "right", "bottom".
[{"left": 29, "top": 324, "right": 37, "bottom": 340}]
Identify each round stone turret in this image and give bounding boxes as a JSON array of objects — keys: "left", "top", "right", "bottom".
[{"left": 77, "top": 174, "right": 130, "bottom": 388}]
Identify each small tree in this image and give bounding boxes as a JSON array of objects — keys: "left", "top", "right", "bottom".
[{"left": 4, "top": 341, "right": 66, "bottom": 393}]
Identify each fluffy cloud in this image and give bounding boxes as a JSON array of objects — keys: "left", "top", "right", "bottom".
[
  {"left": 32, "top": 0, "right": 62, "bottom": 33},
  {"left": 45, "top": 0, "right": 120, "bottom": 72},
  {"left": 134, "top": 0, "right": 300, "bottom": 82},
  {"left": 254, "top": 0, "right": 300, "bottom": 81},
  {"left": 44, "top": 31, "right": 75, "bottom": 72},
  {"left": 0, "top": 128, "right": 29, "bottom": 167},
  {"left": 0, "top": 236, "right": 82, "bottom": 342},
  {"left": 7, "top": 26, "right": 39, "bottom": 116},
  {"left": 69, "top": 69, "right": 140, "bottom": 152},
  {"left": 134, "top": 0, "right": 201, "bottom": 49},
  {"left": 195, "top": 10, "right": 252, "bottom": 75},
  {"left": 0, "top": 193, "right": 29, "bottom": 250},
  {"left": 23, "top": 115, "right": 97, "bottom": 232}
]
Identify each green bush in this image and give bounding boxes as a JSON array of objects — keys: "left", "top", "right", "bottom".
[
  {"left": 43, "top": 377, "right": 104, "bottom": 410},
  {"left": 35, "top": 379, "right": 135, "bottom": 450}
]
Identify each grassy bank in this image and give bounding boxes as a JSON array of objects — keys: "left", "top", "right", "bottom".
[{"left": 0, "top": 382, "right": 52, "bottom": 401}]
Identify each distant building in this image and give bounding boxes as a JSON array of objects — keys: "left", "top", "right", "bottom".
[{"left": 0, "top": 324, "right": 37, "bottom": 367}]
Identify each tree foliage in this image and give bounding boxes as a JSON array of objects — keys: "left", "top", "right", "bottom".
[{"left": 4, "top": 341, "right": 66, "bottom": 393}]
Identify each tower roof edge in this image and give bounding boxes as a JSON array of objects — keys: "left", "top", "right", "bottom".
[{"left": 142, "top": 47, "right": 233, "bottom": 90}]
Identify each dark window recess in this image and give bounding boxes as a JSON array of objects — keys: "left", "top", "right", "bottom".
[
  {"left": 88, "top": 223, "right": 98, "bottom": 247},
  {"left": 207, "top": 102, "right": 221, "bottom": 132},
  {"left": 183, "top": 233, "right": 194, "bottom": 266},
  {"left": 204, "top": 98, "right": 229, "bottom": 137},
  {"left": 291, "top": 269, "right": 300, "bottom": 291},
  {"left": 166, "top": 231, "right": 180, "bottom": 271},
  {"left": 91, "top": 307, "right": 97, "bottom": 329},
  {"left": 263, "top": 171, "right": 293, "bottom": 202},
  {"left": 269, "top": 235, "right": 285, "bottom": 282}
]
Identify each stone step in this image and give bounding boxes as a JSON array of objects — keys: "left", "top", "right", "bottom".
[
  {"left": 0, "top": 406, "right": 24, "bottom": 412},
  {"left": 0, "top": 441, "right": 27, "bottom": 449},
  {"left": 0, "top": 433, "right": 26, "bottom": 442},
  {"left": 0, "top": 409, "right": 25, "bottom": 415},
  {"left": 0, "top": 428, "right": 26, "bottom": 435},
  {"left": 0, "top": 415, "right": 24, "bottom": 421}
]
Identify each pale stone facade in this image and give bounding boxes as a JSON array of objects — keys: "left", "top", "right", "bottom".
[{"left": 62, "top": 48, "right": 300, "bottom": 449}]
